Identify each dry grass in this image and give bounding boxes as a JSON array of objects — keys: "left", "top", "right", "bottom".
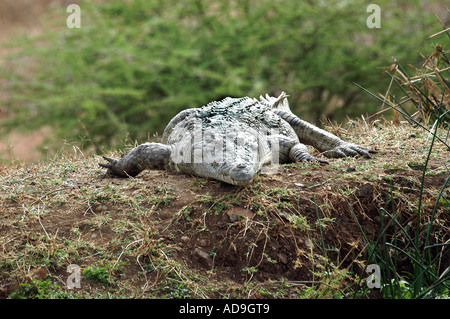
[
  {"left": 370, "top": 9, "right": 450, "bottom": 128},
  {"left": 0, "top": 121, "right": 448, "bottom": 299}
]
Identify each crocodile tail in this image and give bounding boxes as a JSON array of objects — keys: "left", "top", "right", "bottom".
[{"left": 259, "top": 91, "right": 292, "bottom": 112}]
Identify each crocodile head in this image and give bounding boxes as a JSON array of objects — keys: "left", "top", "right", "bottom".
[
  {"left": 194, "top": 128, "right": 272, "bottom": 186},
  {"left": 212, "top": 161, "right": 258, "bottom": 186}
]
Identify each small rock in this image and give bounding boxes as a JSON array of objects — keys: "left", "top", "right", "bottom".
[
  {"left": 96, "top": 205, "right": 108, "bottom": 212},
  {"left": 198, "top": 239, "right": 208, "bottom": 247},
  {"left": 277, "top": 253, "right": 288, "bottom": 264},
  {"left": 31, "top": 268, "right": 49, "bottom": 281},
  {"left": 226, "top": 207, "right": 254, "bottom": 222},
  {"left": 356, "top": 184, "right": 373, "bottom": 198},
  {"left": 180, "top": 235, "right": 189, "bottom": 242},
  {"left": 159, "top": 211, "right": 173, "bottom": 220},
  {"left": 0, "top": 282, "right": 19, "bottom": 298},
  {"left": 194, "top": 248, "right": 214, "bottom": 268},
  {"left": 304, "top": 238, "right": 314, "bottom": 250}
]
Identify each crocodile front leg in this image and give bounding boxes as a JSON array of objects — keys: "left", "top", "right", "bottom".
[
  {"left": 274, "top": 110, "right": 371, "bottom": 158},
  {"left": 274, "top": 135, "right": 329, "bottom": 164},
  {"left": 99, "top": 142, "right": 171, "bottom": 177},
  {"left": 289, "top": 143, "right": 329, "bottom": 164}
]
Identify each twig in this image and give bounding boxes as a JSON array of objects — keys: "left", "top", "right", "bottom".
[
  {"left": 427, "top": 27, "right": 450, "bottom": 39},
  {"left": 354, "top": 82, "right": 450, "bottom": 149},
  {"left": 247, "top": 280, "right": 347, "bottom": 298},
  {"left": 31, "top": 188, "right": 66, "bottom": 206},
  {"left": 84, "top": 200, "right": 96, "bottom": 216},
  {"left": 36, "top": 206, "right": 50, "bottom": 239},
  {"left": 113, "top": 238, "right": 144, "bottom": 269},
  {"left": 406, "top": 66, "right": 450, "bottom": 82}
]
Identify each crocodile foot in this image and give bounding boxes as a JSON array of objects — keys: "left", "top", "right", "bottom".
[{"left": 323, "top": 142, "right": 372, "bottom": 159}]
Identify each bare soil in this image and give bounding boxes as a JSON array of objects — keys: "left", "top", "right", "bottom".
[{"left": 0, "top": 122, "right": 448, "bottom": 298}]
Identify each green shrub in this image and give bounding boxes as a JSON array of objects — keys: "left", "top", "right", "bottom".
[
  {"left": 9, "top": 278, "right": 72, "bottom": 299},
  {"left": 1, "top": 0, "right": 441, "bottom": 152}
]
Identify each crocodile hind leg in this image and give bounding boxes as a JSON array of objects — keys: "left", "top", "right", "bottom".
[
  {"left": 99, "top": 142, "right": 171, "bottom": 177},
  {"left": 274, "top": 110, "right": 371, "bottom": 159}
]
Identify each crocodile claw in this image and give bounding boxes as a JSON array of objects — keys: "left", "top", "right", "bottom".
[
  {"left": 102, "top": 156, "right": 116, "bottom": 163},
  {"left": 98, "top": 156, "right": 117, "bottom": 172},
  {"left": 323, "top": 142, "right": 372, "bottom": 159},
  {"left": 303, "top": 155, "right": 329, "bottom": 165},
  {"left": 99, "top": 156, "right": 118, "bottom": 169},
  {"left": 99, "top": 155, "right": 131, "bottom": 177},
  {"left": 315, "top": 157, "right": 330, "bottom": 164}
]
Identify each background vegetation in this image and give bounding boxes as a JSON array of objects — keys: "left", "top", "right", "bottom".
[{"left": 0, "top": 0, "right": 444, "bottom": 153}]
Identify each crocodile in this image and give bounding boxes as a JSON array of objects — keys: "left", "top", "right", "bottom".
[{"left": 99, "top": 92, "right": 371, "bottom": 185}]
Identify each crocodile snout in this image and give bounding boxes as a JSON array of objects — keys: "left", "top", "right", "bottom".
[{"left": 229, "top": 163, "right": 255, "bottom": 184}]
